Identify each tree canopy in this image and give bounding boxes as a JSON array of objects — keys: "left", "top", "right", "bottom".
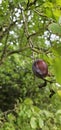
[{"left": 0, "top": 0, "right": 61, "bottom": 130}]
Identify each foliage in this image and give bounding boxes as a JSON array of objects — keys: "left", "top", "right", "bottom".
[{"left": 0, "top": 0, "right": 61, "bottom": 129}]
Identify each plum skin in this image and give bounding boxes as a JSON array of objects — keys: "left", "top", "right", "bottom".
[{"left": 32, "top": 59, "right": 48, "bottom": 79}]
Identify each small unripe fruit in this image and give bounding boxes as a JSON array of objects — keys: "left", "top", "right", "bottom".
[{"left": 32, "top": 59, "right": 48, "bottom": 78}]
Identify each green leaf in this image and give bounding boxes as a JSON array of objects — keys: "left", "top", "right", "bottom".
[
  {"left": 24, "top": 98, "right": 33, "bottom": 105},
  {"left": 43, "top": 110, "right": 53, "bottom": 118},
  {"left": 57, "top": 90, "right": 61, "bottom": 97},
  {"left": 33, "top": 106, "right": 41, "bottom": 113},
  {"left": 39, "top": 118, "right": 44, "bottom": 128},
  {"left": 53, "top": 9, "right": 61, "bottom": 21},
  {"left": 52, "top": 57, "right": 61, "bottom": 84},
  {"left": 30, "top": 117, "right": 37, "bottom": 129},
  {"left": 56, "top": 110, "right": 61, "bottom": 115},
  {"left": 7, "top": 113, "right": 15, "bottom": 122},
  {"left": 56, "top": 0, "right": 61, "bottom": 6},
  {"left": 52, "top": 44, "right": 61, "bottom": 55},
  {"left": 48, "top": 23, "right": 61, "bottom": 35},
  {"left": 42, "top": 125, "right": 49, "bottom": 130}
]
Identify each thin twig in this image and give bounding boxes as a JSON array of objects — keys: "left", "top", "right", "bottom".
[
  {"left": 7, "top": 46, "right": 30, "bottom": 56},
  {"left": 0, "top": 20, "right": 17, "bottom": 40}
]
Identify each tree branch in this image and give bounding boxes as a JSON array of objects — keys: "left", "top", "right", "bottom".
[
  {"left": 7, "top": 46, "right": 30, "bottom": 56},
  {"left": 0, "top": 20, "right": 17, "bottom": 40},
  {"left": 26, "top": 0, "right": 37, "bottom": 9},
  {"left": 20, "top": 6, "right": 34, "bottom": 48}
]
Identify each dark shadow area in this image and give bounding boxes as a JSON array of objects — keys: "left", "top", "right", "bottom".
[{"left": 0, "top": 86, "right": 20, "bottom": 112}]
